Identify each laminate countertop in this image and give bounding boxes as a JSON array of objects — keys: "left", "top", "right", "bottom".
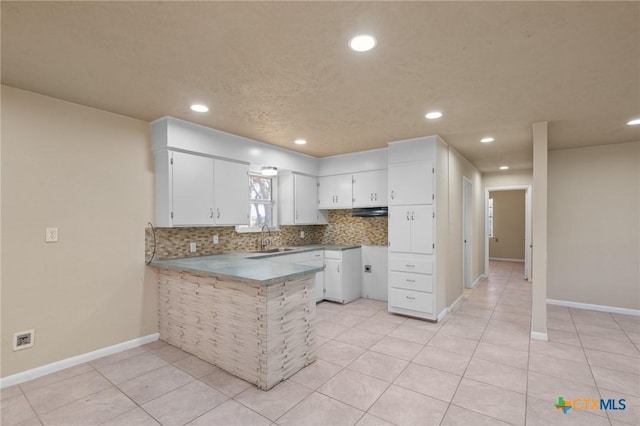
[{"left": 149, "top": 244, "right": 360, "bottom": 285}]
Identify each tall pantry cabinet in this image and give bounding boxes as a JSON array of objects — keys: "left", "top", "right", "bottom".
[{"left": 388, "top": 137, "right": 447, "bottom": 321}]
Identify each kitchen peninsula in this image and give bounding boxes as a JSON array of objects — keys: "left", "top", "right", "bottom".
[{"left": 150, "top": 253, "right": 322, "bottom": 390}]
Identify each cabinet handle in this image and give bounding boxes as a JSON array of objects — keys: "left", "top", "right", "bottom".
[
  {"left": 406, "top": 211, "right": 410, "bottom": 221},
  {"left": 296, "top": 211, "right": 299, "bottom": 220},
  {"left": 375, "top": 193, "right": 378, "bottom": 201},
  {"left": 405, "top": 264, "right": 415, "bottom": 268},
  {"left": 216, "top": 208, "right": 221, "bottom": 219},
  {"left": 370, "top": 193, "right": 373, "bottom": 201},
  {"left": 337, "top": 264, "right": 340, "bottom": 273},
  {"left": 336, "top": 195, "right": 338, "bottom": 203},
  {"left": 406, "top": 296, "right": 416, "bottom": 300},
  {"left": 391, "top": 190, "right": 395, "bottom": 199},
  {"left": 210, "top": 208, "right": 214, "bottom": 219},
  {"left": 411, "top": 211, "right": 415, "bottom": 220},
  {"left": 406, "top": 279, "right": 416, "bottom": 283}
]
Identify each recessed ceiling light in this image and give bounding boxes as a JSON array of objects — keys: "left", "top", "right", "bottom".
[
  {"left": 190, "top": 104, "right": 209, "bottom": 113},
  {"left": 627, "top": 118, "right": 640, "bottom": 126},
  {"left": 349, "top": 35, "right": 376, "bottom": 52},
  {"left": 481, "top": 137, "right": 495, "bottom": 143},
  {"left": 499, "top": 166, "right": 510, "bottom": 170},
  {"left": 425, "top": 111, "right": 443, "bottom": 120},
  {"left": 294, "top": 139, "right": 307, "bottom": 145}
]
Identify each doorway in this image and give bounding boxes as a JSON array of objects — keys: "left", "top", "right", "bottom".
[
  {"left": 463, "top": 178, "right": 473, "bottom": 288},
  {"left": 484, "top": 185, "right": 532, "bottom": 280}
]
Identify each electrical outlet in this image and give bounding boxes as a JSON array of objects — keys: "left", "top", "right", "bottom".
[
  {"left": 45, "top": 227, "right": 58, "bottom": 243},
  {"left": 13, "top": 329, "right": 35, "bottom": 351},
  {"left": 212, "top": 235, "right": 219, "bottom": 244},
  {"left": 190, "top": 242, "right": 196, "bottom": 252},
  {"left": 300, "top": 230, "right": 305, "bottom": 239}
]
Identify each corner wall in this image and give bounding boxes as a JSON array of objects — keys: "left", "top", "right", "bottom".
[
  {"left": 548, "top": 141, "right": 640, "bottom": 310},
  {"left": 1, "top": 86, "right": 157, "bottom": 377}
]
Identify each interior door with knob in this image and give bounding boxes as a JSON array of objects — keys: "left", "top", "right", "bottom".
[{"left": 463, "top": 178, "right": 472, "bottom": 287}]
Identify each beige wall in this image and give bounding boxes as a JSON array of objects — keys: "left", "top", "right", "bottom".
[
  {"left": 483, "top": 169, "right": 532, "bottom": 188},
  {"left": 489, "top": 190, "right": 526, "bottom": 260},
  {"left": 1, "top": 86, "right": 157, "bottom": 377},
  {"left": 548, "top": 141, "right": 640, "bottom": 310},
  {"left": 444, "top": 147, "right": 484, "bottom": 308}
]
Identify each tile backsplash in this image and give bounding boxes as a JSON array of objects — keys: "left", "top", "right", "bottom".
[{"left": 145, "top": 210, "right": 388, "bottom": 260}]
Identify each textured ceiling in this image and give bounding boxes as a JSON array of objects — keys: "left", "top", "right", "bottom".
[{"left": 2, "top": 1, "right": 639, "bottom": 172}]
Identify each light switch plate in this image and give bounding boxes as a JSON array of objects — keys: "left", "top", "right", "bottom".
[
  {"left": 213, "top": 235, "right": 219, "bottom": 244},
  {"left": 45, "top": 227, "right": 58, "bottom": 243}
]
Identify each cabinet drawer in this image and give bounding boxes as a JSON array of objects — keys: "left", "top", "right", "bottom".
[
  {"left": 390, "top": 271, "right": 433, "bottom": 292},
  {"left": 389, "top": 288, "right": 433, "bottom": 314},
  {"left": 389, "top": 254, "right": 433, "bottom": 274},
  {"left": 324, "top": 250, "right": 341, "bottom": 260}
]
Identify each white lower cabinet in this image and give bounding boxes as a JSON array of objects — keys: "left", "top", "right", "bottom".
[{"left": 323, "top": 249, "right": 361, "bottom": 304}]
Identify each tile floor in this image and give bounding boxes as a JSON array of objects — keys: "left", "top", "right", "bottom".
[{"left": 2, "top": 261, "right": 639, "bottom": 425}]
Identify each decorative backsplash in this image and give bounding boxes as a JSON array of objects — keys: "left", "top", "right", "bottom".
[
  {"left": 322, "top": 210, "right": 388, "bottom": 247},
  {"left": 145, "top": 210, "right": 388, "bottom": 260}
]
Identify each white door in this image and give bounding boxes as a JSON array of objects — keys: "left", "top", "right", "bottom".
[
  {"left": 334, "top": 174, "right": 353, "bottom": 208},
  {"left": 324, "top": 259, "right": 342, "bottom": 301},
  {"left": 213, "top": 160, "right": 249, "bottom": 225},
  {"left": 389, "top": 162, "right": 433, "bottom": 205},
  {"left": 409, "top": 205, "right": 433, "bottom": 255},
  {"left": 171, "top": 151, "right": 214, "bottom": 226},
  {"left": 295, "top": 174, "right": 318, "bottom": 224},
  {"left": 389, "top": 206, "right": 412, "bottom": 253},
  {"left": 317, "top": 176, "right": 335, "bottom": 209},
  {"left": 463, "top": 178, "right": 472, "bottom": 287}
]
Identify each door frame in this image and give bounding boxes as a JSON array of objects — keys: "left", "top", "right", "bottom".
[
  {"left": 462, "top": 177, "right": 473, "bottom": 288},
  {"left": 484, "top": 185, "right": 532, "bottom": 280}
]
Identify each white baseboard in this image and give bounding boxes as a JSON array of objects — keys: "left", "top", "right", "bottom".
[
  {"left": 489, "top": 257, "right": 525, "bottom": 263},
  {"left": 437, "top": 307, "right": 449, "bottom": 322},
  {"left": 547, "top": 299, "right": 640, "bottom": 317},
  {"left": 530, "top": 331, "right": 548, "bottom": 341},
  {"left": 448, "top": 294, "right": 465, "bottom": 314},
  {"left": 0, "top": 333, "right": 159, "bottom": 389},
  {"left": 467, "top": 274, "right": 486, "bottom": 289}
]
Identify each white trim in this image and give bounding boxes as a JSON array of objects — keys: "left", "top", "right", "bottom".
[
  {"left": 547, "top": 299, "right": 640, "bottom": 317},
  {"left": 437, "top": 307, "right": 449, "bottom": 322},
  {"left": 468, "top": 274, "right": 486, "bottom": 289},
  {"left": 0, "top": 333, "right": 159, "bottom": 389},
  {"left": 448, "top": 294, "right": 465, "bottom": 314},
  {"left": 489, "top": 257, "right": 525, "bottom": 263},
  {"left": 530, "top": 331, "right": 548, "bottom": 341}
]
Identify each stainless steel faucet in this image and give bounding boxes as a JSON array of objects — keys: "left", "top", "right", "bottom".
[{"left": 260, "top": 224, "right": 271, "bottom": 251}]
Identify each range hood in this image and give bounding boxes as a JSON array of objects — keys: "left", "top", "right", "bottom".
[{"left": 352, "top": 207, "right": 388, "bottom": 217}]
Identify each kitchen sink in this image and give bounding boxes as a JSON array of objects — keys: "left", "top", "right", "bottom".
[{"left": 256, "top": 248, "right": 296, "bottom": 254}]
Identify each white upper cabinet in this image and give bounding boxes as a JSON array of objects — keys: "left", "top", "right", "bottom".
[
  {"left": 156, "top": 150, "right": 249, "bottom": 227},
  {"left": 213, "top": 159, "right": 249, "bottom": 225},
  {"left": 352, "top": 169, "right": 388, "bottom": 207},
  {"left": 318, "top": 174, "right": 352, "bottom": 209},
  {"left": 171, "top": 151, "right": 215, "bottom": 226},
  {"left": 388, "top": 161, "right": 434, "bottom": 205},
  {"left": 279, "top": 173, "right": 323, "bottom": 225}
]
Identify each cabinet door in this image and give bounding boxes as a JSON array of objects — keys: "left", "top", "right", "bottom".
[
  {"left": 315, "top": 270, "right": 325, "bottom": 302},
  {"left": 294, "top": 174, "right": 318, "bottom": 224},
  {"left": 213, "top": 160, "right": 249, "bottom": 225},
  {"left": 171, "top": 151, "right": 214, "bottom": 226},
  {"left": 388, "top": 161, "right": 433, "bottom": 205},
  {"left": 324, "top": 259, "right": 342, "bottom": 302},
  {"left": 317, "top": 176, "right": 335, "bottom": 209},
  {"left": 388, "top": 206, "right": 412, "bottom": 253},
  {"left": 410, "top": 205, "right": 434, "bottom": 254},
  {"left": 334, "top": 174, "right": 353, "bottom": 208},
  {"left": 353, "top": 170, "right": 387, "bottom": 207}
]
